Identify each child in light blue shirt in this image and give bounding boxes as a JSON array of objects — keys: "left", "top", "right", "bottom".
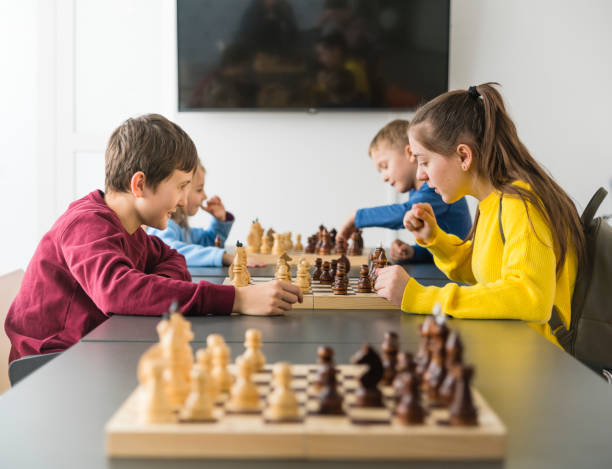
[{"left": 148, "top": 161, "right": 235, "bottom": 267}]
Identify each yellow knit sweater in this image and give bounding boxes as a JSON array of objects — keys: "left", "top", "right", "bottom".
[{"left": 401, "top": 181, "right": 577, "bottom": 347}]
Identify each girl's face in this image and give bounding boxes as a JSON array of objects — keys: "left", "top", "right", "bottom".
[
  {"left": 408, "top": 126, "right": 470, "bottom": 204},
  {"left": 185, "top": 166, "right": 207, "bottom": 216}
]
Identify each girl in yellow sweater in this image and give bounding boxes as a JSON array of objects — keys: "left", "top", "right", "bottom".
[{"left": 375, "top": 83, "right": 586, "bottom": 346}]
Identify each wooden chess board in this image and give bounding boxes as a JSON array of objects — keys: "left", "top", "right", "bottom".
[
  {"left": 247, "top": 251, "right": 369, "bottom": 266},
  {"left": 106, "top": 364, "right": 505, "bottom": 460},
  {"left": 223, "top": 277, "right": 398, "bottom": 310}
]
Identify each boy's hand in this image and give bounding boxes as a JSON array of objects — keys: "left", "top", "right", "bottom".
[
  {"left": 374, "top": 265, "right": 411, "bottom": 307},
  {"left": 232, "top": 280, "right": 303, "bottom": 315},
  {"left": 389, "top": 239, "right": 414, "bottom": 262},
  {"left": 403, "top": 203, "right": 439, "bottom": 245},
  {"left": 201, "top": 196, "right": 227, "bottom": 221},
  {"left": 246, "top": 257, "right": 266, "bottom": 268},
  {"left": 337, "top": 211, "right": 357, "bottom": 242}
]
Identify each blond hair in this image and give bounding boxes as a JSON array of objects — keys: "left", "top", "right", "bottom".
[{"left": 368, "top": 119, "right": 410, "bottom": 156}]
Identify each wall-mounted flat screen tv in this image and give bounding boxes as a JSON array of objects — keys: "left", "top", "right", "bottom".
[{"left": 177, "top": 0, "right": 450, "bottom": 111}]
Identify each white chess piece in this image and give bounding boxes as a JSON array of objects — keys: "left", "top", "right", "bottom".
[{"left": 265, "top": 362, "right": 299, "bottom": 421}]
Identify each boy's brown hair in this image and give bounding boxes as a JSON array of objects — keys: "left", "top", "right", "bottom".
[
  {"left": 105, "top": 114, "right": 199, "bottom": 193},
  {"left": 368, "top": 119, "right": 410, "bottom": 156}
]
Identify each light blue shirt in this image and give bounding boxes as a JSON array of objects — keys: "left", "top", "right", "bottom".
[{"left": 147, "top": 215, "right": 234, "bottom": 267}]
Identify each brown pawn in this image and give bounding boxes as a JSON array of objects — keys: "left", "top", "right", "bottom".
[
  {"left": 423, "top": 335, "right": 446, "bottom": 403},
  {"left": 439, "top": 331, "right": 464, "bottom": 406},
  {"left": 329, "top": 228, "right": 337, "bottom": 247},
  {"left": 329, "top": 259, "right": 338, "bottom": 281},
  {"left": 332, "top": 263, "right": 348, "bottom": 295},
  {"left": 336, "top": 253, "right": 351, "bottom": 273},
  {"left": 392, "top": 352, "right": 417, "bottom": 401},
  {"left": 357, "top": 265, "right": 372, "bottom": 293},
  {"left": 313, "top": 345, "right": 336, "bottom": 391},
  {"left": 318, "top": 230, "right": 333, "bottom": 255},
  {"left": 415, "top": 317, "right": 435, "bottom": 377},
  {"left": 312, "top": 258, "right": 323, "bottom": 280},
  {"left": 348, "top": 230, "right": 363, "bottom": 256},
  {"left": 449, "top": 364, "right": 478, "bottom": 426},
  {"left": 396, "top": 372, "right": 426, "bottom": 425},
  {"left": 380, "top": 331, "right": 399, "bottom": 385},
  {"left": 316, "top": 363, "right": 344, "bottom": 415},
  {"left": 318, "top": 261, "right": 333, "bottom": 285},
  {"left": 214, "top": 234, "right": 223, "bottom": 248},
  {"left": 336, "top": 237, "right": 347, "bottom": 255},
  {"left": 305, "top": 235, "right": 317, "bottom": 254}
]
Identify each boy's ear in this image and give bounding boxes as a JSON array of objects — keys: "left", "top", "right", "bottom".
[
  {"left": 405, "top": 144, "right": 416, "bottom": 162},
  {"left": 130, "top": 171, "right": 147, "bottom": 198},
  {"left": 456, "top": 144, "right": 473, "bottom": 171}
]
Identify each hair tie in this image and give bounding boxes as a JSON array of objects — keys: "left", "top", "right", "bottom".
[{"left": 468, "top": 86, "right": 480, "bottom": 99}]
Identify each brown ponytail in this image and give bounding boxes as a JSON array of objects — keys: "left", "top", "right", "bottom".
[{"left": 410, "top": 83, "right": 585, "bottom": 274}]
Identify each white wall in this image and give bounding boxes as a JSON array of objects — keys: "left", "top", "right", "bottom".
[{"left": 2, "top": 0, "right": 611, "bottom": 271}]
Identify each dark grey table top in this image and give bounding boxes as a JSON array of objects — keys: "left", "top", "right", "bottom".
[
  {"left": 189, "top": 263, "right": 448, "bottom": 280},
  {"left": 2, "top": 317, "right": 612, "bottom": 469}
]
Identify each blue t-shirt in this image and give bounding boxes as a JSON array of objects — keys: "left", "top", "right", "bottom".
[
  {"left": 147, "top": 214, "right": 234, "bottom": 267},
  {"left": 354, "top": 183, "right": 472, "bottom": 263}
]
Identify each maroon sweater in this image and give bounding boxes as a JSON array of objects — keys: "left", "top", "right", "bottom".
[{"left": 5, "top": 190, "right": 235, "bottom": 362}]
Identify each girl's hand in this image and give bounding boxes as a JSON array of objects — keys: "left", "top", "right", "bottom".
[
  {"left": 374, "top": 265, "right": 411, "bottom": 307},
  {"left": 201, "top": 196, "right": 227, "bottom": 221},
  {"left": 389, "top": 239, "right": 414, "bottom": 262},
  {"left": 403, "top": 203, "right": 439, "bottom": 245}
]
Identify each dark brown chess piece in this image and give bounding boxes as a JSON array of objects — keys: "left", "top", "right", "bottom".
[
  {"left": 439, "top": 331, "right": 464, "bottom": 406},
  {"left": 313, "top": 345, "right": 335, "bottom": 391},
  {"left": 305, "top": 235, "right": 317, "bottom": 253},
  {"left": 336, "top": 237, "right": 347, "bottom": 255},
  {"left": 423, "top": 335, "right": 446, "bottom": 404},
  {"left": 336, "top": 253, "right": 351, "bottom": 273},
  {"left": 214, "top": 234, "right": 223, "bottom": 248},
  {"left": 350, "top": 344, "right": 384, "bottom": 408},
  {"left": 329, "top": 259, "right": 338, "bottom": 281},
  {"left": 370, "top": 248, "right": 387, "bottom": 285},
  {"left": 380, "top": 331, "right": 399, "bottom": 385},
  {"left": 348, "top": 230, "right": 363, "bottom": 255},
  {"left": 415, "top": 317, "right": 435, "bottom": 377},
  {"left": 312, "top": 258, "right": 323, "bottom": 281},
  {"left": 357, "top": 265, "right": 372, "bottom": 293},
  {"left": 333, "top": 263, "right": 348, "bottom": 295},
  {"left": 369, "top": 246, "right": 382, "bottom": 271},
  {"left": 319, "top": 261, "right": 333, "bottom": 285},
  {"left": 449, "top": 364, "right": 478, "bottom": 426},
  {"left": 392, "top": 352, "right": 417, "bottom": 401},
  {"left": 396, "top": 371, "right": 426, "bottom": 425},
  {"left": 316, "top": 363, "right": 344, "bottom": 415},
  {"left": 318, "top": 230, "right": 333, "bottom": 255},
  {"left": 329, "top": 228, "right": 337, "bottom": 247}
]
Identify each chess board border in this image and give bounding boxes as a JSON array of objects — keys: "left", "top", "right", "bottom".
[
  {"left": 223, "top": 277, "right": 398, "bottom": 310},
  {"left": 247, "top": 251, "right": 369, "bottom": 266},
  {"left": 106, "top": 364, "right": 506, "bottom": 460}
]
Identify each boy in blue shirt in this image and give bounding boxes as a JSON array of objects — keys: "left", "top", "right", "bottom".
[{"left": 337, "top": 120, "right": 472, "bottom": 263}]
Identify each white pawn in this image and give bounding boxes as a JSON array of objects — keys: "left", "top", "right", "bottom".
[
  {"left": 272, "top": 233, "right": 284, "bottom": 255},
  {"left": 239, "top": 329, "right": 265, "bottom": 372},
  {"left": 265, "top": 362, "right": 299, "bottom": 421},
  {"left": 179, "top": 366, "right": 215, "bottom": 421},
  {"left": 195, "top": 348, "right": 219, "bottom": 401},
  {"left": 294, "top": 234, "right": 304, "bottom": 251},
  {"left": 260, "top": 233, "right": 271, "bottom": 254},
  {"left": 294, "top": 259, "right": 311, "bottom": 293},
  {"left": 226, "top": 356, "right": 260, "bottom": 412},
  {"left": 140, "top": 361, "right": 176, "bottom": 424},
  {"left": 211, "top": 342, "right": 234, "bottom": 393}
]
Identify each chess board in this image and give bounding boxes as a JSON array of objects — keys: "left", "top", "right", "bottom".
[
  {"left": 223, "top": 277, "right": 398, "bottom": 310},
  {"left": 247, "top": 251, "right": 369, "bottom": 266},
  {"left": 106, "top": 364, "right": 506, "bottom": 460}
]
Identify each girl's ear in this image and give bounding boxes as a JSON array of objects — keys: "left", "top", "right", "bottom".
[
  {"left": 456, "top": 144, "right": 473, "bottom": 171},
  {"left": 130, "top": 171, "right": 147, "bottom": 197}
]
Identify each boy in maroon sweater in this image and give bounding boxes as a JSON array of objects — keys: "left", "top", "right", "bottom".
[{"left": 5, "top": 114, "right": 302, "bottom": 362}]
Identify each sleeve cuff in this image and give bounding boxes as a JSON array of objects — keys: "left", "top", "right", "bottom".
[
  {"left": 191, "top": 282, "right": 235, "bottom": 316},
  {"left": 401, "top": 277, "right": 437, "bottom": 314}
]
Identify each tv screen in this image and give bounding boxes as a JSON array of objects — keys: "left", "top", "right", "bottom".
[{"left": 177, "top": 0, "right": 450, "bottom": 111}]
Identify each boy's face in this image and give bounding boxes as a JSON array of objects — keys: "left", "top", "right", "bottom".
[
  {"left": 186, "top": 166, "right": 207, "bottom": 217},
  {"left": 137, "top": 169, "right": 192, "bottom": 229},
  {"left": 370, "top": 141, "right": 417, "bottom": 193}
]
